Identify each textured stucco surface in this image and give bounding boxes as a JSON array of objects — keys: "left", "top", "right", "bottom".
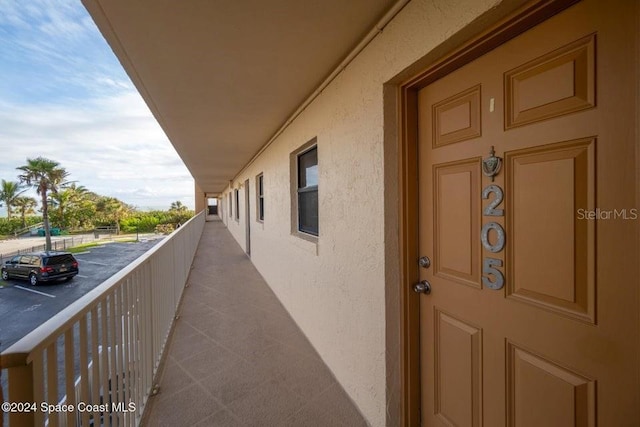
[
  {"left": 221, "top": 0, "right": 503, "bottom": 425},
  {"left": 195, "top": 182, "right": 206, "bottom": 213}
]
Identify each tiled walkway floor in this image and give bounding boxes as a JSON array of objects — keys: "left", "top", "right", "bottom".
[{"left": 143, "top": 220, "right": 367, "bottom": 426}]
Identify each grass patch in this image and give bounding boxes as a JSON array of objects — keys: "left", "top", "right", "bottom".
[
  {"left": 112, "top": 238, "right": 139, "bottom": 244},
  {"left": 67, "top": 238, "right": 139, "bottom": 253},
  {"left": 67, "top": 242, "right": 101, "bottom": 253},
  {"left": 108, "top": 233, "right": 141, "bottom": 243}
]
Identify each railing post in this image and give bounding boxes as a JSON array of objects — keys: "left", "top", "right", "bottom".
[
  {"left": 1, "top": 212, "right": 205, "bottom": 427},
  {"left": 8, "top": 363, "right": 34, "bottom": 426},
  {"left": 146, "top": 259, "right": 155, "bottom": 387}
]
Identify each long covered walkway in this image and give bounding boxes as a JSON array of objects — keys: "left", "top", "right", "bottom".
[{"left": 142, "top": 220, "right": 367, "bottom": 426}]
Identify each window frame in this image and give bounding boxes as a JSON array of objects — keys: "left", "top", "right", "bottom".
[
  {"left": 234, "top": 188, "right": 240, "bottom": 222},
  {"left": 290, "top": 138, "right": 319, "bottom": 240},
  {"left": 256, "top": 173, "right": 264, "bottom": 223}
]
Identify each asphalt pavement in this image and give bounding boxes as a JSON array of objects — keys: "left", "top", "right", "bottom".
[
  {"left": 0, "top": 236, "right": 165, "bottom": 352},
  {"left": 0, "top": 233, "right": 176, "bottom": 425}
]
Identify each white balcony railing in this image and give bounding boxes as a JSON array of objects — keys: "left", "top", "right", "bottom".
[{"left": 1, "top": 211, "right": 205, "bottom": 426}]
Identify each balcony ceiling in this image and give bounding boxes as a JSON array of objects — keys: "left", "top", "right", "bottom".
[{"left": 83, "top": 0, "right": 399, "bottom": 195}]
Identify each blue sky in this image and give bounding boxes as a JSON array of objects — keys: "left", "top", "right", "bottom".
[{"left": 0, "top": 0, "right": 194, "bottom": 214}]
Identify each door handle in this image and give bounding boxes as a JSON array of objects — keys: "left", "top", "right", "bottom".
[
  {"left": 418, "top": 256, "right": 431, "bottom": 268},
  {"left": 413, "top": 280, "right": 431, "bottom": 295}
]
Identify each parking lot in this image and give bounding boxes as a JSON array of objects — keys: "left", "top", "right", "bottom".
[{"left": 0, "top": 237, "right": 164, "bottom": 352}]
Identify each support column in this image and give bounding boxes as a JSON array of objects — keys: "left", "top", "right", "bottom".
[
  {"left": 8, "top": 363, "right": 34, "bottom": 426},
  {"left": 194, "top": 181, "right": 206, "bottom": 213}
]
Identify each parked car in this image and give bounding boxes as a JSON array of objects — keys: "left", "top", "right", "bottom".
[{"left": 1, "top": 251, "right": 79, "bottom": 286}]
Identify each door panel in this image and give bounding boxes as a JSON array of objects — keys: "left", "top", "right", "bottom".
[
  {"left": 433, "top": 159, "right": 481, "bottom": 287},
  {"left": 434, "top": 309, "right": 482, "bottom": 427},
  {"left": 506, "top": 341, "right": 595, "bottom": 427},
  {"left": 506, "top": 138, "right": 596, "bottom": 323},
  {"left": 17, "top": 256, "right": 31, "bottom": 278},
  {"left": 417, "top": 1, "right": 638, "bottom": 425},
  {"left": 432, "top": 85, "right": 482, "bottom": 147},
  {"left": 504, "top": 33, "right": 595, "bottom": 129}
]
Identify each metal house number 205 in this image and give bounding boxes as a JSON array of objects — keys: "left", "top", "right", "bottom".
[{"left": 481, "top": 184, "right": 505, "bottom": 290}]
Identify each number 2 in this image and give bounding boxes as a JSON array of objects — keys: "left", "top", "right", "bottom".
[{"left": 482, "top": 184, "right": 504, "bottom": 216}]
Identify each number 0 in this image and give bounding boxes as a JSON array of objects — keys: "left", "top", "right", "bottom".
[{"left": 481, "top": 222, "right": 505, "bottom": 253}]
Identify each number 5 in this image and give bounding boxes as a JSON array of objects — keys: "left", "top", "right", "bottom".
[{"left": 482, "top": 257, "right": 504, "bottom": 290}]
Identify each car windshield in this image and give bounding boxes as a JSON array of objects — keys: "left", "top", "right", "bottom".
[{"left": 44, "top": 255, "right": 75, "bottom": 265}]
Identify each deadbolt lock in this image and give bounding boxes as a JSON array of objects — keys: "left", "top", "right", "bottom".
[{"left": 418, "top": 256, "right": 431, "bottom": 269}]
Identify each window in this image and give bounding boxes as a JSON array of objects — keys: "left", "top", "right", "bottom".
[
  {"left": 20, "top": 255, "right": 34, "bottom": 265},
  {"left": 297, "top": 145, "right": 318, "bottom": 236},
  {"left": 45, "top": 255, "right": 74, "bottom": 265},
  {"left": 234, "top": 189, "right": 240, "bottom": 221},
  {"left": 256, "top": 173, "right": 264, "bottom": 222},
  {"left": 228, "top": 192, "right": 232, "bottom": 217}
]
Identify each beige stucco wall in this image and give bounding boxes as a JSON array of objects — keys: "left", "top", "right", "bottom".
[
  {"left": 194, "top": 181, "right": 206, "bottom": 213},
  {"left": 220, "top": 0, "right": 508, "bottom": 425}
]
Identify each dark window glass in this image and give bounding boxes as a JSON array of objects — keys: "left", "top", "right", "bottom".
[
  {"left": 297, "top": 147, "right": 318, "bottom": 236},
  {"left": 228, "top": 193, "right": 232, "bottom": 217},
  {"left": 45, "top": 255, "right": 75, "bottom": 265},
  {"left": 298, "top": 189, "right": 318, "bottom": 235},
  {"left": 235, "top": 189, "right": 240, "bottom": 220},
  {"left": 258, "top": 175, "right": 264, "bottom": 221}
]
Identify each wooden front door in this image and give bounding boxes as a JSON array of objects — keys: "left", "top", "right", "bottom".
[{"left": 416, "top": 1, "right": 638, "bottom": 425}]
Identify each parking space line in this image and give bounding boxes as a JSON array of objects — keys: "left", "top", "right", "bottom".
[
  {"left": 15, "top": 285, "right": 56, "bottom": 298},
  {"left": 76, "top": 260, "right": 109, "bottom": 266},
  {"left": 76, "top": 275, "right": 89, "bottom": 278}
]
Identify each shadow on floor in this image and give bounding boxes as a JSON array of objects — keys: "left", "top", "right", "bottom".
[{"left": 142, "top": 221, "right": 368, "bottom": 427}]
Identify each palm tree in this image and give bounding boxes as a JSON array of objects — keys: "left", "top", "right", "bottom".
[
  {"left": 49, "top": 190, "right": 72, "bottom": 228},
  {"left": 0, "top": 180, "right": 26, "bottom": 218},
  {"left": 17, "top": 157, "right": 69, "bottom": 251},
  {"left": 96, "top": 197, "right": 131, "bottom": 234},
  {"left": 13, "top": 196, "right": 37, "bottom": 228},
  {"left": 50, "top": 183, "right": 88, "bottom": 228},
  {"left": 170, "top": 200, "right": 187, "bottom": 212}
]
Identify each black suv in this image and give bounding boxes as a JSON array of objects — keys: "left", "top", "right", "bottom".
[{"left": 1, "top": 251, "right": 79, "bottom": 286}]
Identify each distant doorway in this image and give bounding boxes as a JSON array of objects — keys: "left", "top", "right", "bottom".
[
  {"left": 207, "top": 197, "right": 218, "bottom": 215},
  {"left": 244, "top": 179, "right": 250, "bottom": 255}
]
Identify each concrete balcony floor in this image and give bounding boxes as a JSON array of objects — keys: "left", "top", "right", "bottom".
[{"left": 143, "top": 220, "right": 367, "bottom": 426}]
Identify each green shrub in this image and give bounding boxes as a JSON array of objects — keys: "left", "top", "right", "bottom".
[
  {"left": 119, "top": 210, "right": 194, "bottom": 233},
  {"left": 0, "top": 216, "right": 43, "bottom": 236}
]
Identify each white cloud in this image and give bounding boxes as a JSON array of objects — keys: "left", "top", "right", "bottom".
[
  {"left": 0, "top": 1, "right": 195, "bottom": 212},
  {"left": 0, "top": 91, "right": 194, "bottom": 211}
]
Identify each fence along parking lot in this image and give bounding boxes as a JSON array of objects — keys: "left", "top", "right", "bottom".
[
  {"left": 1, "top": 212, "right": 204, "bottom": 426},
  {"left": 0, "top": 235, "right": 98, "bottom": 265}
]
